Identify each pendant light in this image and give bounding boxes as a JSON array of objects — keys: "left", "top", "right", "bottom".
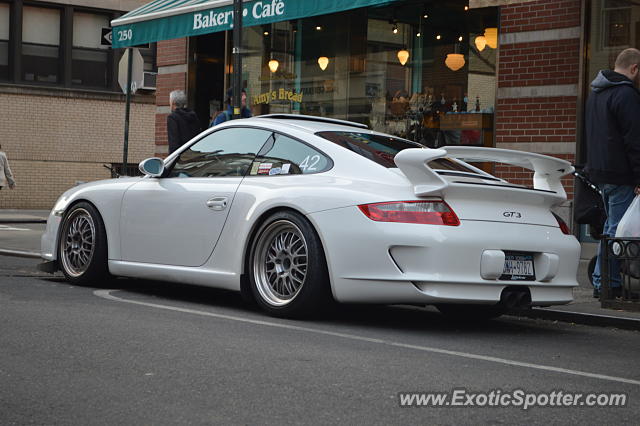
[
  {"left": 445, "top": 44, "right": 465, "bottom": 71},
  {"left": 484, "top": 27, "right": 498, "bottom": 49},
  {"left": 268, "top": 59, "right": 279, "bottom": 73},
  {"left": 397, "top": 49, "right": 410, "bottom": 66},
  {"left": 267, "top": 23, "right": 279, "bottom": 73},
  {"left": 397, "top": 23, "right": 409, "bottom": 66},
  {"left": 474, "top": 35, "right": 487, "bottom": 51},
  {"left": 317, "top": 56, "right": 329, "bottom": 71}
]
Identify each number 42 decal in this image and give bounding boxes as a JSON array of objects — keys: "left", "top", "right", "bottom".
[{"left": 299, "top": 155, "right": 320, "bottom": 171}]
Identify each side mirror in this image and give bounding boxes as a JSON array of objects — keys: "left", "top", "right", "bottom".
[{"left": 139, "top": 157, "right": 165, "bottom": 177}]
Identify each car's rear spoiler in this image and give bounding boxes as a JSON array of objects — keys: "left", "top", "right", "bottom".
[{"left": 393, "top": 147, "right": 574, "bottom": 199}]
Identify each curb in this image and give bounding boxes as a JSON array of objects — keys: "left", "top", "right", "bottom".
[
  {"left": 0, "top": 219, "right": 47, "bottom": 224},
  {"left": 507, "top": 307, "right": 640, "bottom": 331},
  {"left": 0, "top": 249, "right": 41, "bottom": 259}
]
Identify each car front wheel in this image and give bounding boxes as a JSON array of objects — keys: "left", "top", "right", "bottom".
[
  {"left": 58, "top": 202, "right": 109, "bottom": 285},
  {"left": 249, "top": 211, "right": 331, "bottom": 318}
]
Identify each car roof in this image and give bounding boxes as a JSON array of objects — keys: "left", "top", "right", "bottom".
[{"left": 240, "top": 114, "right": 372, "bottom": 134}]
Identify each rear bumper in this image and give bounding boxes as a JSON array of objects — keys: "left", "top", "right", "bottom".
[{"left": 308, "top": 207, "right": 580, "bottom": 306}]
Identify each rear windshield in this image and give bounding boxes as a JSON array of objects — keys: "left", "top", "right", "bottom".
[{"left": 316, "top": 131, "right": 477, "bottom": 173}]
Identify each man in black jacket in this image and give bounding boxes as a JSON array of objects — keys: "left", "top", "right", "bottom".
[
  {"left": 586, "top": 48, "right": 640, "bottom": 298},
  {"left": 167, "top": 90, "right": 201, "bottom": 154}
]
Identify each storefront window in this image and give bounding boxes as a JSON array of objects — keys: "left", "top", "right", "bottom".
[
  {"left": 198, "top": 1, "right": 498, "bottom": 145},
  {"left": 583, "top": 0, "right": 640, "bottom": 164},
  {"left": 589, "top": 0, "right": 639, "bottom": 72},
  {"left": 0, "top": 2, "right": 9, "bottom": 80},
  {"left": 22, "top": 6, "right": 61, "bottom": 84}
]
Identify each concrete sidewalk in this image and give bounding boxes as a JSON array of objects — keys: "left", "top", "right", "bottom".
[
  {"left": 0, "top": 209, "right": 49, "bottom": 224},
  {"left": 1, "top": 208, "right": 639, "bottom": 329}
]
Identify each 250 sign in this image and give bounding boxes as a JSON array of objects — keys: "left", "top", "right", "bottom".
[{"left": 117, "top": 29, "right": 133, "bottom": 42}]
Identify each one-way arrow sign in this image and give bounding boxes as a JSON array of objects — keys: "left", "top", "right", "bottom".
[{"left": 101, "top": 28, "right": 112, "bottom": 46}]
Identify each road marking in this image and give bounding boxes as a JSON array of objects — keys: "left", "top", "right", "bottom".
[
  {"left": 0, "top": 225, "right": 30, "bottom": 231},
  {"left": 95, "top": 289, "right": 640, "bottom": 386}
]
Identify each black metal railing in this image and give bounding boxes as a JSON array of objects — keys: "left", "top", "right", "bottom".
[
  {"left": 103, "top": 163, "right": 143, "bottom": 178},
  {"left": 601, "top": 236, "right": 640, "bottom": 311}
]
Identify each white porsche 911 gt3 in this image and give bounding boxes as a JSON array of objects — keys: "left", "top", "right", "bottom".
[{"left": 40, "top": 114, "right": 580, "bottom": 319}]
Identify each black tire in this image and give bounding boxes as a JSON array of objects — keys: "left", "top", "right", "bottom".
[
  {"left": 248, "top": 211, "right": 332, "bottom": 318},
  {"left": 436, "top": 304, "right": 505, "bottom": 321},
  {"left": 58, "top": 202, "right": 110, "bottom": 285}
]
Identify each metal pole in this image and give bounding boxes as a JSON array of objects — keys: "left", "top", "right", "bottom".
[
  {"left": 232, "top": 0, "right": 243, "bottom": 119},
  {"left": 123, "top": 47, "right": 132, "bottom": 175}
]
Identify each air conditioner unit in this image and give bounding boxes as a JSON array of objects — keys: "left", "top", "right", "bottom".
[{"left": 140, "top": 71, "right": 157, "bottom": 90}]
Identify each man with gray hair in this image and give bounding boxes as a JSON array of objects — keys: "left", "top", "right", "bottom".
[{"left": 167, "top": 90, "right": 201, "bottom": 154}]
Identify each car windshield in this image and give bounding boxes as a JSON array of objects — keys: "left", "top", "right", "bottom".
[{"left": 315, "top": 131, "right": 478, "bottom": 173}]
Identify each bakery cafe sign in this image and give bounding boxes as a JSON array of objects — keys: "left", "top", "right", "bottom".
[
  {"left": 193, "top": 0, "right": 285, "bottom": 31},
  {"left": 253, "top": 88, "right": 303, "bottom": 105},
  {"left": 112, "top": 0, "right": 394, "bottom": 48}
]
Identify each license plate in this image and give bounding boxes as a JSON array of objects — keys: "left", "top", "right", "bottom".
[{"left": 500, "top": 253, "right": 535, "bottom": 281}]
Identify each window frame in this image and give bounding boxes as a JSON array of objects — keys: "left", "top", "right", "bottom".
[
  {"left": 166, "top": 126, "right": 275, "bottom": 179},
  {"left": 249, "top": 129, "right": 335, "bottom": 177}
]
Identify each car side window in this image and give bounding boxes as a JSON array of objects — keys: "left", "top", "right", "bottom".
[
  {"left": 169, "top": 127, "right": 272, "bottom": 178},
  {"left": 249, "top": 133, "right": 331, "bottom": 176}
]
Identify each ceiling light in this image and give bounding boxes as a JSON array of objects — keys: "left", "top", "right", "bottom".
[
  {"left": 445, "top": 53, "right": 465, "bottom": 71},
  {"left": 318, "top": 56, "right": 329, "bottom": 71},
  {"left": 484, "top": 27, "right": 498, "bottom": 48},
  {"left": 263, "top": 31, "right": 269, "bottom": 36},
  {"left": 268, "top": 59, "right": 279, "bottom": 73},
  {"left": 315, "top": 25, "right": 322, "bottom": 31},
  {"left": 397, "top": 49, "right": 410, "bottom": 66},
  {"left": 392, "top": 24, "right": 398, "bottom": 34},
  {"left": 474, "top": 35, "right": 487, "bottom": 51},
  {"left": 458, "top": 36, "right": 463, "bottom": 42},
  {"left": 436, "top": 34, "right": 441, "bottom": 40}
]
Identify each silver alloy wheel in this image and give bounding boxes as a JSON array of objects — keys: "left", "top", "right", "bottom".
[
  {"left": 253, "top": 220, "right": 309, "bottom": 306},
  {"left": 60, "top": 208, "right": 96, "bottom": 278}
]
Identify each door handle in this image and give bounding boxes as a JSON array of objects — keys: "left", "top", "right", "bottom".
[{"left": 206, "top": 197, "right": 228, "bottom": 211}]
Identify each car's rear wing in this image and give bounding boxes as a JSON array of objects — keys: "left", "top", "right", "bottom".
[{"left": 393, "top": 147, "right": 574, "bottom": 199}]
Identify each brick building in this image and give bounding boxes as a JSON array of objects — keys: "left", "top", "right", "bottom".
[{"left": 0, "top": 0, "right": 156, "bottom": 209}]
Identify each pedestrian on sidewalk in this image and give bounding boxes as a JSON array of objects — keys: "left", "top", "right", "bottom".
[
  {"left": 586, "top": 48, "right": 640, "bottom": 298},
  {"left": 167, "top": 90, "right": 201, "bottom": 154},
  {"left": 0, "top": 144, "right": 16, "bottom": 191}
]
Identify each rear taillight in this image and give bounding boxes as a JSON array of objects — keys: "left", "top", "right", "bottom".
[
  {"left": 358, "top": 200, "right": 460, "bottom": 226},
  {"left": 552, "top": 212, "right": 571, "bottom": 235}
]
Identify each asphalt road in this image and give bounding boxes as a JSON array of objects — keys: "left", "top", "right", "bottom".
[{"left": 1, "top": 256, "right": 639, "bottom": 425}]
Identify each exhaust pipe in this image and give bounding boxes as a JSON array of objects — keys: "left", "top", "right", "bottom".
[{"left": 500, "top": 287, "right": 531, "bottom": 310}]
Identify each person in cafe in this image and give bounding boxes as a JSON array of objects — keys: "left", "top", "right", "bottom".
[{"left": 210, "top": 88, "right": 252, "bottom": 127}]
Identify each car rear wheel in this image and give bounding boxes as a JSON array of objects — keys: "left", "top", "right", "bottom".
[
  {"left": 58, "top": 202, "right": 109, "bottom": 285},
  {"left": 249, "top": 211, "right": 331, "bottom": 318},
  {"left": 436, "top": 304, "right": 505, "bottom": 321}
]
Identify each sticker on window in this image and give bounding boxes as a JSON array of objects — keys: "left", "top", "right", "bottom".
[
  {"left": 281, "top": 164, "right": 291, "bottom": 174},
  {"left": 250, "top": 162, "right": 260, "bottom": 175},
  {"left": 269, "top": 167, "right": 282, "bottom": 175},
  {"left": 257, "top": 163, "right": 272, "bottom": 175}
]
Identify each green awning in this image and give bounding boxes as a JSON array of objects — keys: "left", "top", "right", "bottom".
[{"left": 111, "top": 0, "right": 398, "bottom": 48}]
